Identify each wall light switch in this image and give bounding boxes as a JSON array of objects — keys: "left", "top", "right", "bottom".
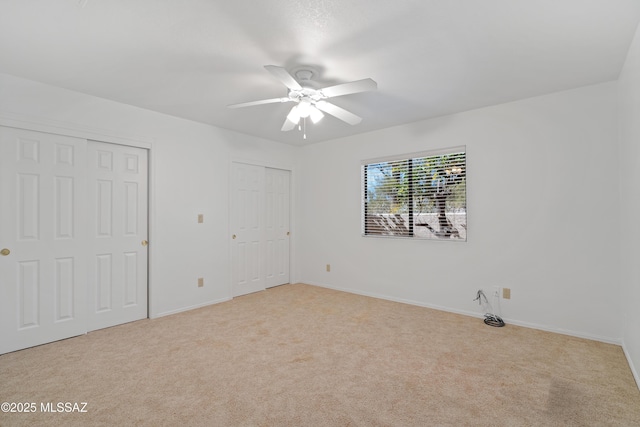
[
  {"left": 198, "top": 278, "right": 204, "bottom": 287},
  {"left": 503, "top": 288, "right": 511, "bottom": 299},
  {"left": 198, "top": 214, "right": 204, "bottom": 223},
  {"left": 326, "top": 264, "right": 331, "bottom": 272}
]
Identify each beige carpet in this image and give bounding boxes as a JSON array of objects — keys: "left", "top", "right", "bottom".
[{"left": 1, "top": 283, "right": 639, "bottom": 426}]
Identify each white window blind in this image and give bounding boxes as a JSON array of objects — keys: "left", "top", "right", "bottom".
[{"left": 361, "top": 147, "right": 466, "bottom": 240}]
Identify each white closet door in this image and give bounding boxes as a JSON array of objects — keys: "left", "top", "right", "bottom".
[
  {"left": 0, "top": 127, "right": 88, "bottom": 354},
  {"left": 87, "top": 141, "right": 148, "bottom": 331},
  {"left": 231, "top": 163, "right": 265, "bottom": 297},
  {"left": 265, "top": 168, "right": 290, "bottom": 288}
]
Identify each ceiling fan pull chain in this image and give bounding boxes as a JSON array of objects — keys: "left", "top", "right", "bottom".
[{"left": 303, "top": 117, "right": 307, "bottom": 139}]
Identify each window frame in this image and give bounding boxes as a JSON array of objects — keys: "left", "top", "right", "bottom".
[{"left": 361, "top": 146, "right": 466, "bottom": 241}]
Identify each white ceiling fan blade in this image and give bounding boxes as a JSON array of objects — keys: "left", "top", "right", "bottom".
[
  {"left": 320, "top": 78, "right": 377, "bottom": 98},
  {"left": 227, "top": 97, "right": 289, "bottom": 109},
  {"left": 264, "top": 65, "right": 302, "bottom": 91},
  {"left": 315, "top": 101, "right": 362, "bottom": 125}
]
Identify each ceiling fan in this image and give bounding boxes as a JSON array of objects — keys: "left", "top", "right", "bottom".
[{"left": 228, "top": 65, "right": 377, "bottom": 137}]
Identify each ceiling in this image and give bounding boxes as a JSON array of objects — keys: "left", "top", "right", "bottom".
[{"left": 1, "top": 0, "right": 639, "bottom": 145}]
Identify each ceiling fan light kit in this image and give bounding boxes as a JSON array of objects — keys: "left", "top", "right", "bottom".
[
  {"left": 309, "top": 107, "right": 324, "bottom": 124},
  {"left": 228, "top": 65, "right": 377, "bottom": 139},
  {"left": 286, "top": 105, "right": 300, "bottom": 123},
  {"left": 297, "top": 99, "right": 312, "bottom": 118}
]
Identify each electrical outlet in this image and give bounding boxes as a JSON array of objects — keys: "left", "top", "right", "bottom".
[
  {"left": 492, "top": 286, "right": 501, "bottom": 298},
  {"left": 198, "top": 214, "right": 204, "bottom": 223},
  {"left": 326, "top": 264, "right": 331, "bottom": 272},
  {"left": 502, "top": 287, "right": 511, "bottom": 299},
  {"left": 198, "top": 277, "right": 204, "bottom": 287}
]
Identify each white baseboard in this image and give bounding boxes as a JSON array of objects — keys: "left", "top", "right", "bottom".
[
  {"left": 622, "top": 341, "right": 640, "bottom": 391},
  {"left": 304, "top": 281, "right": 623, "bottom": 345},
  {"left": 150, "top": 297, "right": 232, "bottom": 319},
  {"left": 305, "top": 280, "right": 485, "bottom": 319}
]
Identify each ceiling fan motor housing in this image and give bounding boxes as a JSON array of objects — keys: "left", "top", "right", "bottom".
[
  {"left": 295, "top": 69, "right": 314, "bottom": 82},
  {"left": 288, "top": 87, "right": 325, "bottom": 103}
]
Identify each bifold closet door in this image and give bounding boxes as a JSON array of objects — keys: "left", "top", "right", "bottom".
[
  {"left": 0, "top": 130, "right": 149, "bottom": 354},
  {"left": 231, "top": 163, "right": 290, "bottom": 297},
  {"left": 0, "top": 126, "right": 88, "bottom": 354},
  {"left": 86, "top": 141, "right": 148, "bottom": 332},
  {"left": 265, "top": 168, "right": 290, "bottom": 288},
  {"left": 231, "top": 163, "right": 265, "bottom": 297}
]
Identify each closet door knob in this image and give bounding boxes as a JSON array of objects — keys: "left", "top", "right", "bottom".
[
  {"left": 141, "top": 240, "right": 148, "bottom": 247},
  {"left": 0, "top": 248, "right": 10, "bottom": 256}
]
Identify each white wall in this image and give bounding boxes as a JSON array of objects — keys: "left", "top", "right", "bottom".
[
  {"left": 0, "top": 73, "right": 297, "bottom": 318},
  {"left": 618, "top": 23, "right": 640, "bottom": 386},
  {"left": 0, "top": 69, "right": 630, "bottom": 357},
  {"left": 296, "top": 82, "right": 621, "bottom": 342}
]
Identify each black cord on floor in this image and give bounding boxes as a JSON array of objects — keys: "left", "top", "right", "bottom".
[
  {"left": 484, "top": 314, "right": 505, "bottom": 327},
  {"left": 474, "top": 289, "right": 506, "bottom": 327}
]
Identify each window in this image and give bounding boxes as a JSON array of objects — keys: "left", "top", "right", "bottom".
[{"left": 362, "top": 146, "right": 466, "bottom": 240}]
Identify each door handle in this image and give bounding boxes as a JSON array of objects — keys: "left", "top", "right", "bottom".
[
  {"left": 141, "top": 240, "right": 148, "bottom": 247},
  {"left": 232, "top": 234, "right": 237, "bottom": 240},
  {"left": 0, "top": 248, "right": 10, "bottom": 256}
]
